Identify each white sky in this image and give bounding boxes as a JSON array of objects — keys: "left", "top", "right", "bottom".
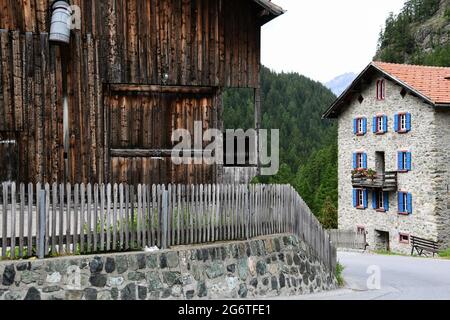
[{"left": 261, "top": 0, "right": 407, "bottom": 83}]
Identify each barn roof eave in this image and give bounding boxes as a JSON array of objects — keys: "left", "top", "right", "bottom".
[{"left": 253, "top": 0, "right": 285, "bottom": 25}]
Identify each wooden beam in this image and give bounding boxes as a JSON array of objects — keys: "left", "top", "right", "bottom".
[
  {"left": 107, "top": 84, "right": 217, "bottom": 95},
  {"left": 110, "top": 149, "right": 205, "bottom": 158}
]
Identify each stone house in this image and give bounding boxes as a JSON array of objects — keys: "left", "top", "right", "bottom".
[{"left": 323, "top": 62, "right": 450, "bottom": 253}]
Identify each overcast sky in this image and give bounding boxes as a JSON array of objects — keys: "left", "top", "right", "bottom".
[{"left": 261, "top": 0, "right": 407, "bottom": 83}]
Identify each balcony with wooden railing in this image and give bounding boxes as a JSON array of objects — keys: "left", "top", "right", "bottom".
[{"left": 351, "top": 170, "right": 398, "bottom": 191}]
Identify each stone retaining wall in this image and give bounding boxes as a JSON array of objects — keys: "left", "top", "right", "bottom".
[{"left": 0, "top": 234, "right": 337, "bottom": 300}]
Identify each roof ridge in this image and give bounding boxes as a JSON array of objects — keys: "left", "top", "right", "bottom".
[{"left": 373, "top": 61, "right": 450, "bottom": 71}]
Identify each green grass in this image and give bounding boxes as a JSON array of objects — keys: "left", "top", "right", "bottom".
[
  {"left": 439, "top": 248, "right": 450, "bottom": 259},
  {"left": 373, "top": 250, "right": 407, "bottom": 257},
  {"left": 335, "top": 263, "right": 345, "bottom": 287}
]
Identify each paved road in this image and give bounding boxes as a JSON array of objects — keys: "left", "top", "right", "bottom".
[{"left": 279, "top": 251, "right": 450, "bottom": 300}]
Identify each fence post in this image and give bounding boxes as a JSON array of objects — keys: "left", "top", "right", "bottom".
[
  {"left": 161, "top": 190, "right": 169, "bottom": 250},
  {"left": 38, "top": 189, "right": 46, "bottom": 259}
]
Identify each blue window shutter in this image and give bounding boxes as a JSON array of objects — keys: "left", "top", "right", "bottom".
[
  {"left": 373, "top": 117, "right": 377, "bottom": 133},
  {"left": 353, "top": 119, "right": 357, "bottom": 134},
  {"left": 394, "top": 114, "right": 399, "bottom": 132},
  {"left": 406, "top": 152, "right": 412, "bottom": 171},
  {"left": 398, "top": 192, "right": 404, "bottom": 212},
  {"left": 372, "top": 191, "right": 377, "bottom": 209},
  {"left": 363, "top": 153, "right": 368, "bottom": 169},
  {"left": 383, "top": 116, "right": 388, "bottom": 133},
  {"left": 353, "top": 153, "right": 357, "bottom": 169},
  {"left": 406, "top": 113, "right": 412, "bottom": 132},
  {"left": 353, "top": 190, "right": 358, "bottom": 208},
  {"left": 398, "top": 152, "right": 404, "bottom": 171},
  {"left": 363, "top": 118, "right": 367, "bottom": 134},
  {"left": 363, "top": 190, "right": 368, "bottom": 209},
  {"left": 384, "top": 192, "right": 390, "bottom": 211},
  {"left": 407, "top": 193, "right": 413, "bottom": 214}
]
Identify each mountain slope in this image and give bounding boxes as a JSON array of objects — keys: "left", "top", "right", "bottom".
[
  {"left": 325, "top": 73, "right": 357, "bottom": 96},
  {"left": 375, "top": 0, "right": 450, "bottom": 66}
]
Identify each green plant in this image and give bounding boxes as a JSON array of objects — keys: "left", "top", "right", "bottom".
[
  {"left": 366, "top": 169, "right": 377, "bottom": 180},
  {"left": 445, "top": 8, "right": 450, "bottom": 21},
  {"left": 335, "top": 263, "right": 345, "bottom": 287}
]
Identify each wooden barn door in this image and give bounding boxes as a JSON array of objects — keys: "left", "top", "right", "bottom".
[
  {"left": 106, "top": 85, "right": 218, "bottom": 185},
  {"left": 0, "top": 132, "right": 18, "bottom": 182}
]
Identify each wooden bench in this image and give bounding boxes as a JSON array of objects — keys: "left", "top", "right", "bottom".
[{"left": 411, "top": 236, "right": 439, "bottom": 257}]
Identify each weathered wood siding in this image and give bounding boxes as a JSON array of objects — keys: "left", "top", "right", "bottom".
[
  {"left": 0, "top": 0, "right": 261, "bottom": 87},
  {"left": 0, "top": 0, "right": 263, "bottom": 184},
  {"left": 107, "top": 87, "right": 218, "bottom": 185}
]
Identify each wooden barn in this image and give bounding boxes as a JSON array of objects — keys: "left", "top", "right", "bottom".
[{"left": 0, "top": 0, "right": 284, "bottom": 185}]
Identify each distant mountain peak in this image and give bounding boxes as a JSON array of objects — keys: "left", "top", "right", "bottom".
[{"left": 325, "top": 73, "right": 357, "bottom": 96}]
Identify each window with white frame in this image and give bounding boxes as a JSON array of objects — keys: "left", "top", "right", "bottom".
[
  {"left": 377, "top": 116, "right": 384, "bottom": 133},
  {"left": 399, "top": 113, "right": 407, "bottom": 132},
  {"left": 356, "top": 153, "right": 364, "bottom": 169},
  {"left": 400, "top": 192, "right": 408, "bottom": 213},
  {"left": 376, "top": 80, "right": 386, "bottom": 100},
  {"left": 357, "top": 189, "right": 364, "bottom": 207}
]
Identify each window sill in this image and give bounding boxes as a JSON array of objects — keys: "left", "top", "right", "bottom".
[
  {"left": 375, "top": 132, "right": 386, "bottom": 135},
  {"left": 398, "top": 170, "right": 410, "bottom": 173},
  {"left": 356, "top": 207, "right": 366, "bottom": 210},
  {"left": 400, "top": 241, "right": 410, "bottom": 245},
  {"left": 398, "top": 212, "right": 410, "bottom": 216},
  {"left": 355, "top": 133, "right": 366, "bottom": 137},
  {"left": 376, "top": 209, "right": 386, "bottom": 213}
]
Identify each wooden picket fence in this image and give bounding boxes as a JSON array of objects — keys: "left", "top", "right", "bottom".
[{"left": 0, "top": 182, "right": 336, "bottom": 272}]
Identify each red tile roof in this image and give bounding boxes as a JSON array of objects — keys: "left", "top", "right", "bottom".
[{"left": 373, "top": 61, "right": 450, "bottom": 105}]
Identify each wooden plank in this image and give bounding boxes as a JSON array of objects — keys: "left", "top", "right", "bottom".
[
  {"left": 2, "top": 183, "right": 8, "bottom": 258},
  {"left": 119, "top": 183, "right": 124, "bottom": 250},
  {"left": 108, "top": 84, "right": 216, "bottom": 94},
  {"left": 9, "top": 182, "right": 16, "bottom": 259},
  {"left": 237, "top": 184, "right": 242, "bottom": 239},
  {"left": 207, "top": 184, "right": 211, "bottom": 243},
  {"left": 19, "top": 183, "right": 25, "bottom": 257},
  {"left": 59, "top": 183, "right": 64, "bottom": 255},
  {"left": 51, "top": 182, "right": 57, "bottom": 255},
  {"left": 106, "top": 183, "right": 112, "bottom": 251},
  {"left": 124, "top": 184, "right": 130, "bottom": 250},
  {"left": 180, "top": 184, "right": 185, "bottom": 245},
  {"left": 211, "top": 184, "right": 216, "bottom": 242},
  {"left": 166, "top": 184, "right": 171, "bottom": 247},
  {"left": 190, "top": 184, "right": 194, "bottom": 244},
  {"left": 151, "top": 184, "right": 156, "bottom": 247},
  {"left": 142, "top": 184, "right": 148, "bottom": 247},
  {"left": 200, "top": 184, "right": 204, "bottom": 243},
  {"left": 100, "top": 184, "right": 105, "bottom": 251},
  {"left": 74, "top": 184, "right": 79, "bottom": 254},
  {"left": 84, "top": 184, "right": 89, "bottom": 253},
  {"left": 129, "top": 185, "right": 135, "bottom": 248},
  {"left": 66, "top": 183, "right": 72, "bottom": 254},
  {"left": 35, "top": 182, "right": 41, "bottom": 256},
  {"left": 12, "top": 31, "right": 23, "bottom": 130},
  {"left": 27, "top": 183, "right": 33, "bottom": 257},
  {"left": 113, "top": 183, "right": 118, "bottom": 251},
  {"left": 79, "top": 183, "right": 85, "bottom": 254},
  {"left": 93, "top": 184, "right": 99, "bottom": 252},
  {"left": 177, "top": 184, "right": 181, "bottom": 245},
  {"left": 0, "top": 30, "right": 12, "bottom": 131},
  {"left": 137, "top": 184, "right": 142, "bottom": 248}
]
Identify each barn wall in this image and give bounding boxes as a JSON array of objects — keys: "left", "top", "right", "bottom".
[
  {"left": 0, "top": 0, "right": 262, "bottom": 87},
  {"left": 0, "top": 0, "right": 262, "bottom": 184}
]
